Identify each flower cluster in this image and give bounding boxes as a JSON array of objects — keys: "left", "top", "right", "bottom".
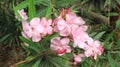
[
  {"left": 21, "top": 17, "right": 53, "bottom": 42},
  {"left": 19, "top": 8, "right": 104, "bottom": 65}
]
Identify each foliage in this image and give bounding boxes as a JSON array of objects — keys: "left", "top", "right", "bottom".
[
  {"left": 12, "top": 0, "right": 120, "bottom": 67},
  {"left": 13, "top": 0, "right": 76, "bottom": 67},
  {"left": 0, "top": 0, "right": 21, "bottom": 47},
  {"left": 0, "top": 0, "right": 120, "bottom": 67}
]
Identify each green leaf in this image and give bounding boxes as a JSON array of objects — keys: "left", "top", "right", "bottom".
[
  {"left": 28, "top": 46, "right": 40, "bottom": 53},
  {"left": 14, "top": 0, "right": 28, "bottom": 10},
  {"left": 0, "top": 33, "right": 12, "bottom": 42},
  {"left": 19, "top": 36, "right": 34, "bottom": 46},
  {"left": 34, "top": 0, "right": 49, "bottom": 6},
  {"left": 19, "top": 36, "right": 39, "bottom": 53},
  {"left": 116, "top": 20, "right": 120, "bottom": 28},
  {"left": 28, "top": 0, "right": 36, "bottom": 20},
  {"left": 106, "top": 42, "right": 114, "bottom": 50},
  {"left": 49, "top": 56, "right": 70, "bottom": 67},
  {"left": 26, "top": 56, "right": 34, "bottom": 60},
  {"left": 82, "top": 0, "right": 89, "bottom": 4},
  {"left": 107, "top": 12, "right": 119, "bottom": 16},
  {"left": 94, "top": 31, "right": 106, "bottom": 40},
  {"left": 45, "top": 33, "right": 59, "bottom": 40},
  {"left": 36, "top": 7, "right": 48, "bottom": 17},
  {"left": 117, "top": 36, "right": 120, "bottom": 46},
  {"left": 104, "top": 0, "right": 110, "bottom": 8},
  {"left": 13, "top": 0, "right": 28, "bottom": 21},
  {"left": 88, "top": 5, "right": 93, "bottom": 12},
  {"left": 45, "top": 4, "right": 52, "bottom": 18},
  {"left": 63, "top": 53, "right": 73, "bottom": 60},
  {"left": 107, "top": 53, "right": 117, "bottom": 67},
  {"left": 55, "top": 0, "right": 77, "bottom": 8},
  {"left": 89, "top": 32, "right": 97, "bottom": 37},
  {"left": 32, "top": 58, "right": 42, "bottom": 67},
  {"left": 104, "top": 30, "right": 114, "bottom": 46}
]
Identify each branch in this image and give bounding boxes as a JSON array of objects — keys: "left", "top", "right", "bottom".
[
  {"left": 79, "top": 8, "right": 109, "bottom": 24},
  {"left": 10, "top": 57, "right": 34, "bottom": 67}
]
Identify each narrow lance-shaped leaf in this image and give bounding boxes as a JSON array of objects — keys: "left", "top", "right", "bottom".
[
  {"left": 28, "top": 0, "right": 36, "bottom": 20},
  {"left": 103, "top": 30, "right": 114, "bottom": 46},
  {"left": 45, "top": 4, "right": 52, "bottom": 18},
  {"left": 13, "top": 0, "right": 28, "bottom": 21},
  {"left": 32, "top": 58, "right": 42, "bottom": 67},
  {"left": 0, "top": 33, "right": 12, "bottom": 42},
  {"left": 106, "top": 12, "right": 118, "bottom": 16},
  {"left": 93, "top": 31, "right": 106, "bottom": 40},
  {"left": 107, "top": 53, "right": 117, "bottom": 67},
  {"left": 19, "top": 36, "right": 39, "bottom": 53}
]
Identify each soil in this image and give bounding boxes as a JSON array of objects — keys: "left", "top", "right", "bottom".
[{"left": 0, "top": 45, "right": 26, "bottom": 67}]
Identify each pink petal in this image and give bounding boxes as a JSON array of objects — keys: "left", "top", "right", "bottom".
[
  {"left": 30, "top": 17, "right": 40, "bottom": 27},
  {"left": 34, "top": 25, "right": 44, "bottom": 33},
  {"left": 94, "top": 54, "right": 97, "bottom": 60},
  {"left": 32, "top": 31, "right": 41, "bottom": 42},
  {"left": 53, "top": 26, "right": 59, "bottom": 32},
  {"left": 84, "top": 50, "right": 93, "bottom": 57},
  {"left": 59, "top": 27, "right": 71, "bottom": 36},
  {"left": 21, "top": 32, "right": 31, "bottom": 39},
  {"left": 18, "top": 9, "right": 28, "bottom": 20},
  {"left": 57, "top": 49, "right": 66, "bottom": 54},
  {"left": 73, "top": 17, "right": 85, "bottom": 25},
  {"left": 87, "top": 37, "right": 94, "bottom": 44},
  {"left": 73, "top": 41, "right": 78, "bottom": 47},
  {"left": 94, "top": 40, "right": 101, "bottom": 47},
  {"left": 57, "top": 19, "right": 67, "bottom": 30},
  {"left": 63, "top": 46, "right": 71, "bottom": 53},
  {"left": 73, "top": 53, "right": 85, "bottom": 64},
  {"left": 53, "top": 16, "right": 62, "bottom": 26},
  {"left": 51, "top": 37, "right": 61, "bottom": 45},
  {"left": 40, "top": 17, "right": 47, "bottom": 25},
  {"left": 61, "top": 38, "right": 70, "bottom": 45},
  {"left": 47, "top": 19, "right": 52, "bottom": 25},
  {"left": 77, "top": 41, "right": 87, "bottom": 49},
  {"left": 46, "top": 26, "right": 53, "bottom": 34},
  {"left": 50, "top": 44, "right": 61, "bottom": 51},
  {"left": 66, "top": 12, "right": 76, "bottom": 22},
  {"left": 22, "top": 20, "right": 32, "bottom": 38},
  {"left": 80, "top": 32, "right": 90, "bottom": 42},
  {"left": 79, "top": 25, "right": 88, "bottom": 31},
  {"left": 22, "top": 20, "right": 31, "bottom": 32}
]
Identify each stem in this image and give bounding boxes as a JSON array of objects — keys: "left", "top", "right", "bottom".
[
  {"left": 10, "top": 57, "right": 35, "bottom": 67},
  {"left": 79, "top": 7, "right": 109, "bottom": 24}
]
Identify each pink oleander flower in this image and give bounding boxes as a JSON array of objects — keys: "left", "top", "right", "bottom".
[
  {"left": 66, "top": 12, "right": 85, "bottom": 26},
  {"left": 40, "top": 17, "right": 53, "bottom": 36},
  {"left": 84, "top": 40, "right": 104, "bottom": 60},
  {"left": 57, "top": 19, "right": 71, "bottom": 36},
  {"left": 30, "top": 17, "right": 44, "bottom": 42},
  {"left": 73, "top": 53, "right": 85, "bottom": 65},
  {"left": 21, "top": 20, "right": 32, "bottom": 39},
  {"left": 22, "top": 17, "right": 44, "bottom": 42},
  {"left": 54, "top": 9, "right": 85, "bottom": 36},
  {"left": 18, "top": 9, "right": 28, "bottom": 20},
  {"left": 72, "top": 26, "right": 90, "bottom": 48},
  {"left": 50, "top": 37, "right": 71, "bottom": 56}
]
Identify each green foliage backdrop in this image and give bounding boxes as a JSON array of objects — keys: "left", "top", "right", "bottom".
[{"left": 0, "top": 0, "right": 120, "bottom": 67}]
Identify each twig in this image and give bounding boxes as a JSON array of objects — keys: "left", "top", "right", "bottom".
[{"left": 10, "top": 57, "right": 35, "bottom": 67}]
